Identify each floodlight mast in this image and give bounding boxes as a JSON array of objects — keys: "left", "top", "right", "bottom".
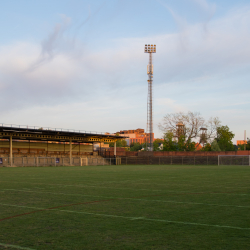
[{"left": 144, "top": 44, "right": 156, "bottom": 151}]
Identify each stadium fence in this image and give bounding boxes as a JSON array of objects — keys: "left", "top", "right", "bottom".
[
  {"left": 120, "top": 156, "right": 218, "bottom": 165},
  {"left": 121, "top": 156, "right": 250, "bottom": 166},
  {"left": 1, "top": 156, "right": 250, "bottom": 167},
  {"left": 0, "top": 157, "right": 120, "bottom": 167},
  {"left": 218, "top": 155, "right": 250, "bottom": 166}
]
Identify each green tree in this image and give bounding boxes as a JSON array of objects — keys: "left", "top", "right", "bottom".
[
  {"left": 211, "top": 140, "right": 221, "bottom": 151},
  {"left": 216, "top": 126, "right": 234, "bottom": 151},
  {"left": 120, "top": 140, "right": 128, "bottom": 147},
  {"left": 177, "top": 136, "right": 196, "bottom": 151},
  {"left": 163, "top": 132, "right": 177, "bottom": 151},
  {"left": 153, "top": 139, "right": 164, "bottom": 151},
  {"left": 163, "top": 133, "right": 196, "bottom": 151},
  {"left": 184, "top": 139, "right": 196, "bottom": 151},
  {"left": 109, "top": 139, "right": 127, "bottom": 147},
  {"left": 130, "top": 142, "right": 142, "bottom": 151},
  {"left": 177, "top": 135, "right": 186, "bottom": 151},
  {"left": 245, "top": 141, "right": 250, "bottom": 150},
  {"left": 201, "top": 143, "right": 212, "bottom": 151}
]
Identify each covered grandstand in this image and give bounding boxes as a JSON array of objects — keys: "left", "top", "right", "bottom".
[{"left": 0, "top": 124, "right": 124, "bottom": 166}]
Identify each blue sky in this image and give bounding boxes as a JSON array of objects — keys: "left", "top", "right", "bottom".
[{"left": 1, "top": 0, "right": 250, "bottom": 142}]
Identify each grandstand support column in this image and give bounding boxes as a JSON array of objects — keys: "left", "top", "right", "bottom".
[
  {"left": 9, "top": 135, "right": 13, "bottom": 167},
  {"left": 114, "top": 141, "right": 117, "bottom": 165},
  {"left": 114, "top": 141, "right": 116, "bottom": 157},
  {"left": 69, "top": 138, "right": 72, "bottom": 166}
]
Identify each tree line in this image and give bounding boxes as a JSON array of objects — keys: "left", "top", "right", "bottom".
[
  {"left": 108, "top": 139, "right": 163, "bottom": 152},
  {"left": 159, "top": 112, "right": 235, "bottom": 152},
  {"left": 108, "top": 112, "right": 242, "bottom": 152}
]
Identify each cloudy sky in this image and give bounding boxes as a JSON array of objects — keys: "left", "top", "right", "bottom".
[{"left": 1, "top": 0, "right": 250, "bottom": 142}]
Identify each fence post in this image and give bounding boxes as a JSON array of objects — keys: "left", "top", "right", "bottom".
[
  {"left": 182, "top": 157, "right": 183, "bottom": 165},
  {"left": 194, "top": 156, "right": 195, "bottom": 165},
  {"left": 207, "top": 156, "right": 208, "bottom": 165},
  {"left": 249, "top": 155, "right": 250, "bottom": 166},
  {"left": 55, "top": 157, "right": 56, "bottom": 167},
  {"left": 22, "top": 157, "right": 24, "bottom": 167},
  {"left": 171, "top": 156, "right": 172, "bottom": 165},
  {"left": 218, "top": 155, "right": 219, "bottom": 166},
  {"left": 36, "top": 157, "right": 39, "bottom": 167},
  {"left": 159, "top": 157, "right": 160, "bottom": 165},
  {"left": 126, "top": 157, "right": 127, "bottom": 165}
]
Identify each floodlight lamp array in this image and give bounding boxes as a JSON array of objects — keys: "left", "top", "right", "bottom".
[{"left": 144, "top": 44, "right": 156, "bottom": 53}]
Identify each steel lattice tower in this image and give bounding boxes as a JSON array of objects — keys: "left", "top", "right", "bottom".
[{"left": 144, "top": 44, "right": 156, "bottom": 151}]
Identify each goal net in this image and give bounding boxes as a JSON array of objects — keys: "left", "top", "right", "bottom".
[{"left": 218, "top": 155, "right": 250, "bottom": 166}]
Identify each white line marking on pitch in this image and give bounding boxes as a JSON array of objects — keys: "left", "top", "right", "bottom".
[
  {"left": 2, "top": 189, "right": 250, "bottom": 208},
  {"left": 0, "top": 180, "right": 163, "bottom": 192},
  {"left": 93, "top": 179, "right": 151, "bottom": 184},
  {"left": 0, "top": 203, "right": 249, "bottom": 231},
  {"left": 130, "top": 217, "right": 145, "bottom": 220},
  {"left": 0, "top": 242, "right": 36, "bottom": 250},
  {"left": 1, "top": 181, "right": 249, "bottom": 195}
]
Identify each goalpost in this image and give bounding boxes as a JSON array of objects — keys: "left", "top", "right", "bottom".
[{"left": 218, "top": 155, "right": 250, "bottom": 166}]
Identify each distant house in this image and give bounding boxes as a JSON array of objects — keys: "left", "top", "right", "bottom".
[{"left": 195, "top": 143, "right": 203, "bottom": 151}]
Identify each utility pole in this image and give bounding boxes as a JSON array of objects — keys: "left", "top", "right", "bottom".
[{"left": 144, "top": 44, "right": 156, "bottom": 151}]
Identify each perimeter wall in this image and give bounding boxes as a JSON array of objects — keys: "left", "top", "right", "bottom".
[{"left": 104, "top": 148, "right": 250, "bottom": 157}]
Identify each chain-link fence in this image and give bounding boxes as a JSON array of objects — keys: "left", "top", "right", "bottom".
[
  {"left": 121, "top": 156, "right": 219, "bottom": 165},
  {"left": 0, "top": 157, "right": 120, "bottom": 167},
  {"left": 218, "top": 155, "right": 250, "bottom": 166},
  {"left": 3, "top": 156, "right": 249, "bottom": 167}
]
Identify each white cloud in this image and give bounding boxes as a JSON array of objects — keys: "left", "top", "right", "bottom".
[
  {"left": 1, "top": 5, "right": 250, "bottom": 139},
  {"left": 190, "top": 0, "right": 216, "bottom": 17}
]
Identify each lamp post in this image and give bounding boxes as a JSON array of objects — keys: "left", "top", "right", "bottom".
[{"left": 144, "top": 44, "right": 156, "bottom": 151}]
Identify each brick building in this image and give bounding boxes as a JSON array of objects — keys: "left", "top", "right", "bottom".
[{"left": 116, "top": 128, "right": 154, "bottom": 146}]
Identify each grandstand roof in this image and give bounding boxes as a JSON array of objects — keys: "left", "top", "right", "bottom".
[{"left": 0, "top": 125, "right": 125, "bottom": 143}]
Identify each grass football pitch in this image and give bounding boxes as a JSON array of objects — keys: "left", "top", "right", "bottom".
[{"left": 0, "top": 165, "right": 249, "bottom": 250}]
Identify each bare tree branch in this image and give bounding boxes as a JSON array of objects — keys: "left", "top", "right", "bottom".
[{"left": 158, "top": 111, "right": 220, "bottom": 142}]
